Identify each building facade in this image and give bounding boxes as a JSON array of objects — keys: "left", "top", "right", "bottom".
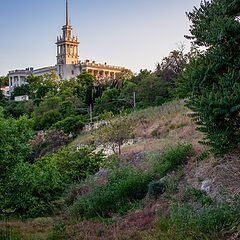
[
  {"left": 0, "top": 86, "right": 10, "bottom": 99},
  {"left": 9, "top": 0, "right": 126, "bottom": 95}
]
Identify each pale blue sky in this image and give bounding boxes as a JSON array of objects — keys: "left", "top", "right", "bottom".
[{"left": 0, "top": 0, "right": 200, "bottom": 76}]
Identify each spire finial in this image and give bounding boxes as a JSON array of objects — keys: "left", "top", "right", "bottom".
[{"left": 66, "top": 0, "right": 69, "bottom": 26}]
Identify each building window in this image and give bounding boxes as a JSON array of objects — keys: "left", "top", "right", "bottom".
[{"left": 72, "top": 70, "right": 74, "bottom": 75}]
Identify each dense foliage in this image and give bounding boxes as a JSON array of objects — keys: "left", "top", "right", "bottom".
[
  {"left": 1, "top": 144, "right": 105, "bottom": 218},
  {"left": 177, "top": 0, "right": 240, "bottom": 155},
  {"left": 66, "top": 144, "right": 192, "bottom": 219},
  {"left": 0, "top": 108, "right": 33, "bottom": 187},
  {"left": 156, "top": 187, "right": 240, "bottom": 239},
  {"left": 0, "top": 108, "right": 105, "bottom": 218}
]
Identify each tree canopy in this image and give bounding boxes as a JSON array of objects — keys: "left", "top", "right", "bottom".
[{"left": 177, "top": 0, "right": 240, "bottom": 154}]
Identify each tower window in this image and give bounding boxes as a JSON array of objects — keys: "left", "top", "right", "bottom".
[{"left": 72, "top": 70, "right": 74, "bottom": 75}]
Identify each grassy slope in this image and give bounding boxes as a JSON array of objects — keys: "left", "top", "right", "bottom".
[{"left": 1, "top": 99, "right": 240, "bottom": 239}]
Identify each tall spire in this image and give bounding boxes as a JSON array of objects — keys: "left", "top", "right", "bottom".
[{"left": 66, "top": 0, "right": 69, "bottom": 26}]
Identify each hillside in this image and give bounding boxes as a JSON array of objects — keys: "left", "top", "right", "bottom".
[{"left": 1, "top": 99, "right": 239, "bottom": 240}]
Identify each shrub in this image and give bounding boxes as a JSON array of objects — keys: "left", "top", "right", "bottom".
[
  {"left": 37, "top": 146, "right": 105, "bottom": 184},
  {"left": 156, "top": 187, "right": 240, "bottom": 239},
  {"left": 1, "top": 145, "right": 104, "bottom": 218},
  {"left": 152, "top": 144, "right": 193, "bottom": 178},
  {"left": 3, "top": 161, "right": 65, "bottom": 217},
  {"left": 0, "top": 111, "right": 33, "bottom": 188},
  {"left": 52, "top": 115, "right": 85, "bottom": 136},
  {"left": 148, "top": 180, "right": 165, "bottom": 200},
  {"left": 40, "top": 109, "right": 62, "bottom": 129},
  {"left": 69, "top": 166, "right": 152, "bottom": 218}
]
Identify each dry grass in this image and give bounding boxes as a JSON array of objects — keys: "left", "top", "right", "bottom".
[
  {"left": 0, "top": 217, "right": 54, "bottom": 240},
  {"left": 4, "top": 100, "right": 239, "bottom": 240},
  {"left": 65, "top": 203, "right": 156, "bottom": 240},
  {"left": 70, "top": 131, "right": 94, "bottom": 147}
]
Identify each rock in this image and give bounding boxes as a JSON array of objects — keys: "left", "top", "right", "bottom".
[
  {"left": 201, "top": 179, "right": 211, "bottom": 193},
  {"left": 159, "top": 176, "right": 166, "bottom": 184},
  {"left": 132, "top": 151, "right": 148, "bottom": 164},
  {"left": 94, "top": 168, "right": 109, "bottom": 178}
]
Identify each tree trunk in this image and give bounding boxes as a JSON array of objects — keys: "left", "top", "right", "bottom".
[{"left": 118, "top": 141, "right": 121, "bottom": 156}]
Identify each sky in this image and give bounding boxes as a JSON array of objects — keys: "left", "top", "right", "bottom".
[{"left": 0, "top": 0, "right": 201, "bottom": 76}]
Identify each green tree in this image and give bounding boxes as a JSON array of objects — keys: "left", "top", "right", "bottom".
[
  {"left": 98, "top": 112, "right": 133, "bottom": 156},
  {"left": 3, "top": 101, "right": 26, "bottom": 118},
  {"left": 156, "top": 49, "right": 187, "bottom": 87},
  {"left": 0, "top": 108, "right": 33, "bottom": 188},
  {"left": 12, "top": 84, "right": 30, "bottom": 97},
  {"left": 58, "top": 77, "right": 83, "bottom": 104},
  {"left": 0, "top": 90, "right": 6, "bottom": 107},
  {"left": 40, "top": 109, "right": 62, "bottom": 129},
  {"left": 52, "top": 115, "right": 85, "bottom": 136},
  {"left": 77, "top": 72, "right": 96, "bottom": 106},
  {"left": 0, "top": 75, "right": 8, "bottom": 86},
  {"left": 25, "top": 71, "right": 59, "bottom": 99},
  {"left": 95, "top": 87, "right": 122, "bottom": 114},
  {"left": 177, "top": 0, "right": 240, "bottom": 155}
]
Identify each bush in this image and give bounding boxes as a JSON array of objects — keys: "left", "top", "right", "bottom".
[
  {"left": 1, "top": 145, "right": 104, "bottom": 218},
  {"left": 0, "top": 111, "right": 33, "bottom": 187},
  {"left": 3, "top": 161, "right": 65, "bottom": 217},
  {"left": 40, "top": 109, "right": 62, "bottom": 129},
  {"left": 3, "top": 101, "right": 26, "bottom": 118},
  {"left": 69, "top": 166, "right": 152, "bottom": 218},
  {"left": 148, "top": 180, "right": 165, "bottom": 200},
  {"left": 52, "top": 115, "right": 85, "bottom": 136},
  {"left": 157, "top": 187, "right": 240, "bottom": 238},
  {"left": 152, "top": 144, "right": 193, "bottom": 178},
  {"left": 37, "top": 146, "right": 105, "bottom": 184}
]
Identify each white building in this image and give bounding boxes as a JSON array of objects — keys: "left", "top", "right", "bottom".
[
  {"left": 8, "top": 0, "right": 126, "bottom": 95},
  {"left": 0, "top": 86, "right": 10, "bottom": 99}
]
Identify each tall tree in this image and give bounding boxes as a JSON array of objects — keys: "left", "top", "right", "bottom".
[{"left": 177, "top": 0, "right": 240, "bottom": 155}]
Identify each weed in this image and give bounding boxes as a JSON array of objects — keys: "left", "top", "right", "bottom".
[
  {"left": 197, "top": 177, "right": 203, "bottom": 182},
  {"left": 69, "top": 166, "right": 152, "bottom": 218},
  {"left": 164, "top": 166, "right": 183, "bottom": 197},
  {"left": 165, "top": 121, "right": 169, "bottom": 126},
  {"left": 211, "top": 162, "right": 217, "bottom": 168},
  {"left": 46, "top": 223, "right": 68, "bottom": 240},
  {"left": 181, "top": 187, "right": 212, "bottom": 206},
  {"left": 148, "top": 181, "right": 165, "bottom": 200},
  {"left": 151, "top": 129, "right": 158, "bottom": 137},
  {"left": 0, "top": 225, "right": 22, "bottom": 240},
  {"left": 195, "top": 151, "right": 210, "bottom": 162},
  {"left": 152, "top": 144, "right": 193, "bottom": 178},
  {"left": 117, "top": 199, "right": 145, "bottom": 216},
  {"left": 178, "top": 122, "right": 188, "bottom": 128},
  {"left": 155, "top": 187, "right": 239, "bottom": 239}
]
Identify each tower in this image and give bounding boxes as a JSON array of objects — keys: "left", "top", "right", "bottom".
[{"left": 56, "top": 0, "right": 80, "bottom": 79}]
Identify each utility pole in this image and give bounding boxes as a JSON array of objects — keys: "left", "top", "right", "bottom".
[
  {"left": 90, "top": 104, "right": 93, "bottom": 123},
  {"left": 133, "top": 92, "right": 136, "bottom": 112}
]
